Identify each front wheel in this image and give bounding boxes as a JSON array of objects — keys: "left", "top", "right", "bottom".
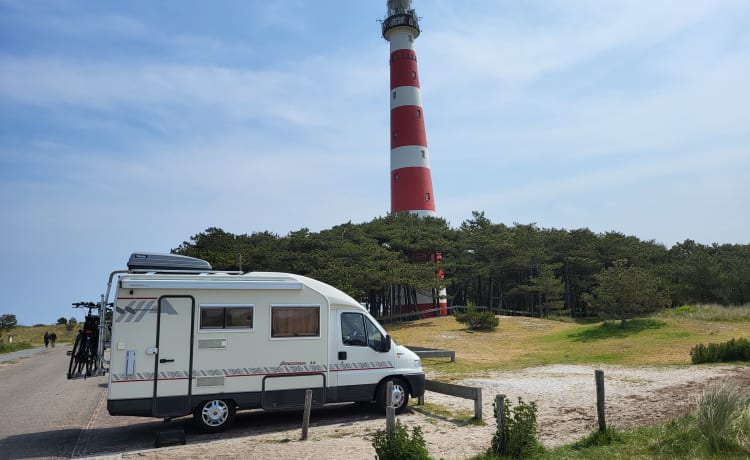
[
  {"left": 193, "top": 399, "right": 236, "bottom": 433},
  {"left": 376, "top": 377, "right": 410, "bottom": 414}
]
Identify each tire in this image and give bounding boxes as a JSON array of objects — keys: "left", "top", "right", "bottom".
[
  {"left": 376, "top": 377, "right": 410, "bottom": 414},
  {"left": 85, "top": 346, "right": 96, "bottom": 377},
  {"left": 67, "top": 334, "right": 83, "bottom": 379},
  {"left": 193, "top": 399, "right": 236, "bottom": 433}
]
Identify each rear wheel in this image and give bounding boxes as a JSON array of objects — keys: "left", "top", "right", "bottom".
[
  {"left": 194, "top": 399, "right": 236, "bottom": 433},
  {"left": 67, "top": 334, "right": 83, "bottom": 379},
  {"left": 84, "top": 345, "right": 97, "bottom": 376},
  {"left": 376, "top": 377, "right": 409, "bottom": 414}
]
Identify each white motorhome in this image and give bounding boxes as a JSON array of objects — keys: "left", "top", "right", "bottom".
[{"left": 104, "top": 253, "right": 425, "bottom": 432}]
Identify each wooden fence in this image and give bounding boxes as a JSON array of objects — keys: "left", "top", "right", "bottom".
[{"left": 418, "top": 379, "right": 483, "bottom": 420}]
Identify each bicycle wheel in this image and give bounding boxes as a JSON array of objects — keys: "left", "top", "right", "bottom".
[
  {"left": 85, "top": 344, "right": 98, "bottom": 377},
  {"left": 73, "top": 338, "right": 88, "bottom": 376},
  {"left": 67, "top": 334, "right": 83, "bottom": 379}
]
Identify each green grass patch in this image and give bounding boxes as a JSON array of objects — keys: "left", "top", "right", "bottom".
[
  {"left": 411, "top": 401, "right": 482, "bottom": 426},
  {"left": 656, "top": 304, "right": 750, "bottom": 322},
  {"left": 0, "top": 342, "right": 33, "bottom": 353},
  {"left": 0, "top": 324, "right": 78, "bottom": 353},
  {"left": 568, "top": 319, "right": 667, "bottom": 342},
  {"left": 389, "top": 308, "right": 750, "bottom": 374}
]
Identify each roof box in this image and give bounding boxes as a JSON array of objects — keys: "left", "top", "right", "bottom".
[{"left": 127, "top": 252, "right": 212, "bottom": 271}]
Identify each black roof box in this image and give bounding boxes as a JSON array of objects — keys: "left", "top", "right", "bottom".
[{"left": 127, "top": 252, "right": 212, "bottom": 271}]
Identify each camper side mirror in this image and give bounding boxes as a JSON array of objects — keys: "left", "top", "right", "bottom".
[{"left": 381, "top": 335, "right": 392, "bottom": 352}]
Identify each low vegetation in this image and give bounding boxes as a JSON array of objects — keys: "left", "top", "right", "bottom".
[
  {"left": 488, "top": 397, "right": 542, "bottom": 459},
  {"left": 371, "top": 421, "right": 431, "bottom": 460},
  {"left": 691, "top": 337, "right": 750, "bottom": 364},
  {"left": 454, "top": 308, "right": 500, "bottom": 331}
]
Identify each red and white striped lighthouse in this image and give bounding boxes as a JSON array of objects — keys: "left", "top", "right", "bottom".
[
  {"left": 382, "top": 0, "right": 435, "bottom": 217},
  {"left": 382, "top": 0, "right": 447, "bottom": 316}
]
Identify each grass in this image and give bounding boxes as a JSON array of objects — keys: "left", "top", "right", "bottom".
[
  {"left": 411, "top": 401, "right": 482, "bottom": 426},
  {"left": 387, "top": 304, "right": 750, "bottom": 376},
  {"left": 0, "top": 323, "right": 79, "bottom": 352}
]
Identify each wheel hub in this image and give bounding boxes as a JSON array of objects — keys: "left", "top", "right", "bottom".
[
  {"left": 202, "top": 401, "right": 228, "bottom": 426},
  {"left": 392, "top": 385, "right": 406, "bottom": 407}
]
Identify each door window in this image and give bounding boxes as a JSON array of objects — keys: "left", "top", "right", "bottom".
[
  {"left": 341, "top": 312, "right": 367, "bottom": 346},
  {"left": 341, "top": 312, "right": 386, "bottom": 351}
]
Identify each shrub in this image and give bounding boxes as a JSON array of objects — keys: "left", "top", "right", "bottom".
[
  {"left": 690, "top": 337, "right": 750, "bottom": 364},
  {"left": 489, "top": 397, "right": 543, "bottom": 459},
  {"left": 696, "top": 383, "right": 750, "bottom": 452},
  {"left": 371, "top": 421, "right": 431, "bottom": 460},
  {"left": 455, "top": 308, "right": 499, "bottom": 331}
]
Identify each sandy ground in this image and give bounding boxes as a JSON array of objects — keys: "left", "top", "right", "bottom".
[{"left": 79, "top": 364, "right": 749, "bottom": 460}]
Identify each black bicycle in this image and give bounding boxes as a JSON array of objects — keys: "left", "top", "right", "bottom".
[{"left": 67, "top": 302, "right": 100, "bottom": 379}]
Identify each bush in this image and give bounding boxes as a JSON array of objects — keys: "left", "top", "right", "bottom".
[
  {"left": 372, "top": 422, "right": 431, "bottom": 460},
  {"left": 489, "top": 397, "right": 543, "bottom": 459},
  {"left": 690, "top": 337, "right": 750, "bottom": 364},
  {"left": 696, "top": 383, "right": 750, "bottom": 452},
  {"left": 455, "top": 308, "right": 499, "bottom": 331}
]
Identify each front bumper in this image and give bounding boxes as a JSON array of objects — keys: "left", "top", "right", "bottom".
[{"left": 403, "top": 372, "right": 426, "bottom": 397}]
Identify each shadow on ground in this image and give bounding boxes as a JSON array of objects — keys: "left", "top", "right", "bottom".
[{"left": 75, "top": 402, "right": 393, "bottom": 457}]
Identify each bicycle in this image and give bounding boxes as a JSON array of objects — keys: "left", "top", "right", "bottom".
[{"left": 67, "top": 302, "right": 100, "bottom": 379}]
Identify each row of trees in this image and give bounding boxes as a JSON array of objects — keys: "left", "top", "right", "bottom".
[{"left": 173, "top": 212, "right": 750, "bottom": 321}]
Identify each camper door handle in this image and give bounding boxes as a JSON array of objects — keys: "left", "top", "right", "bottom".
[{"left": 159, "top": 358, "right": 175, "bottom": 363}]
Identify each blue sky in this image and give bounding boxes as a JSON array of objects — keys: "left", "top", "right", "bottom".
[{"left": 1, "top": 0, "right": 748, "bottom": 326}]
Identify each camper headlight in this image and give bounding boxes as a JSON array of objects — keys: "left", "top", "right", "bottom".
[{"left": 414, "top": 359, "right": 421, "bottom": 368}]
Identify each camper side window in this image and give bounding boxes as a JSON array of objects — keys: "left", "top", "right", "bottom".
[
  {"left": 271, "top": 305, "right": 320, "bottom": 338},
  {"left": 200, "top": 305, "right": 254, "bottom": 330}
]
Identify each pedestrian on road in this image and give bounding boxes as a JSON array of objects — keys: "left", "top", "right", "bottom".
[
  {"left": 44, "top": 332, "right": 50, "bottom": 348},
  {"left": 50, "top": 332, "right": 57, "bottom": 347}
]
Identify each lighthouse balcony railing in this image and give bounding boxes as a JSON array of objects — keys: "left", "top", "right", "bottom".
[{"left": 382, "top": 12, "right": 420, "bottom": 36}]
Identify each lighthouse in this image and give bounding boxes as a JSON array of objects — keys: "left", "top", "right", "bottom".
[
  {"left": 382, "top": 0, "right": 447, "bottom": 316},
  {"left": 382, "top": 0, "right": 435, "bottom": 216}
]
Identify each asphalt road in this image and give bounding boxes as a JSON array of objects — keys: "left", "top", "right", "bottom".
[{"left": 0, "top": 344, "right": 104, "bottom": 460}]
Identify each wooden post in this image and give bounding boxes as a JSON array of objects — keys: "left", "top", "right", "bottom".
[
  {"left": 495, "top": 394, "right": 505, "bottom": 435},
  {"left": 595, "top": 370, "right": 606, "bottom": 433},
  {"left": 474, "top": 389, "right": 483, "bottom": 421},
  {"left": 386, "top": 381, "right": 396, "bottom": 433},
  {"left": 301, "top": 389, "right": 312, "bottom": 440}
]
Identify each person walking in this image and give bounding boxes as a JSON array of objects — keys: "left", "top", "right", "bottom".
[
  {"left": 44, "top": 332, "right": 50, "bottom": 348},
  {"left": 49, "top": 331, "right": 57, "bottom": 347}
]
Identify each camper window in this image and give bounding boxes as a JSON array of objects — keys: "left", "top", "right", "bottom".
[
  {"left": 341, "top": 312, "right": 367, "bottom": 346},
  {"left": 200, "top": 305, "right": 254, "bottom": 330},
  {"left": 271, "top": 305, "right": 320, "bottom": 338},
  {"left": 341, "top": 312, "right": 387, "bottom": 351}
]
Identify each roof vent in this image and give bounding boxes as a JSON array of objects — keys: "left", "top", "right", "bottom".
[{"left": 127, "top": 252, "right": 212, "bottom": 272}]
